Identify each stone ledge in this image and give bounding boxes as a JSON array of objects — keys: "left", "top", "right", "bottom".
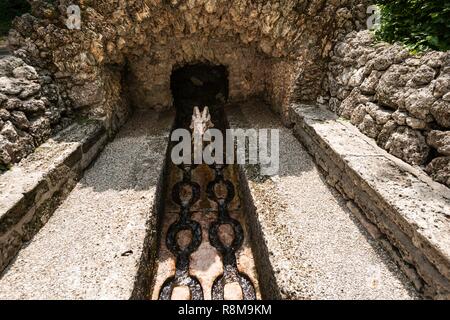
[
  {"left": 290, "top": 104, "right": 450, "bottom": 299},
  {"left": 0, "top": 111, "right": 173, "bottom": 299},
  {"left": 227, "top": 100, "right": 418, "bottom": 300},
  {"left": 0, "top": 120, "right": 107, "bottom": 271}
]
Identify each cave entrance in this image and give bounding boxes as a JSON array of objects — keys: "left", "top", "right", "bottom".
[{"left": 170, "top": 63, "right": 229, "bottom": 122}]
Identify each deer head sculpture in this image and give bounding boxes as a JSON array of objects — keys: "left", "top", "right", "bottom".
[{"left": 190, "top": 106, "right": 214, "bottom": 139}]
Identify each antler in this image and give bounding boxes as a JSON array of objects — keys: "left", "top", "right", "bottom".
[
  {"left": 190, "top": 106, "right": 200, "bottom": 130},
  {"left": 194, "top": 106, "right": 201, "bottom": 118},
  {"left": 190, "top": 106, "right": 214, "bottom": 134},
  {"left": 202, "top": 107, "right": 209, "bottom": 120},
  {"left": 203, "top": 107, "right": 213, "bottom": 129}
]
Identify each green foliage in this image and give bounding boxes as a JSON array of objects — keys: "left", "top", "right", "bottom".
[
  {"left": 0, "top": 0, "right": 30, "bottom": 37},
  {"left": 375, "top": 0, "right": 450, "bottom": 52}
]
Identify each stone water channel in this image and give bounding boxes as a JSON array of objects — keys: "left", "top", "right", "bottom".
[
  {"left": 151, "top": 106, "right": 260, "bottom": 300},
  {"left": 151, "top": 64, "right": 260, "bottom": 300}
]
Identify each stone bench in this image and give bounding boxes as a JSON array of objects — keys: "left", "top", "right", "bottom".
[
  {"left": 0, "top": 120, "right": 107, "bottom": 272},
  {"left": 0, "top": 111, "right": 173, "bottom": 299},
  {"left": 289, "top": 103, "right": 450, "bottom": 299}
]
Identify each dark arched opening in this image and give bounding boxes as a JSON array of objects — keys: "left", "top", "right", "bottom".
[{"left": 170, "top": 63, "right": 229, "bottom": 125}]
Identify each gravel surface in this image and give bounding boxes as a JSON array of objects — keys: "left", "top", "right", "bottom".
[
  {"left": 0, "top": 111, "right": 174, "bottom": 299},
  {"left": 227, "top": 99, "right": 419, "bottom": 300}
]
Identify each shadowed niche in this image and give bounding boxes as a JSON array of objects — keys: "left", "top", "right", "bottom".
[{"left": 170, "top": 63, "right": 229, "bottom": 125}]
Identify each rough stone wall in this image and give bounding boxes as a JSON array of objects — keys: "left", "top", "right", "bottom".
[
  {"left": 127, "top": 37, "right": 269, "bottom": 109},
  {"left": 0, "top": 56, "right": 68, "bottom": 168},
  {"left": 325, "top": 31, "right": 450, "bottom": 187},
  {"left": 8, "top": 0, "right": 368, "bottom": 117}
]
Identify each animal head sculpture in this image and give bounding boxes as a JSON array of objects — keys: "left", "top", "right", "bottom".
[{"left": 190, "top": 106, "right": 214, "bottom": 138}]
